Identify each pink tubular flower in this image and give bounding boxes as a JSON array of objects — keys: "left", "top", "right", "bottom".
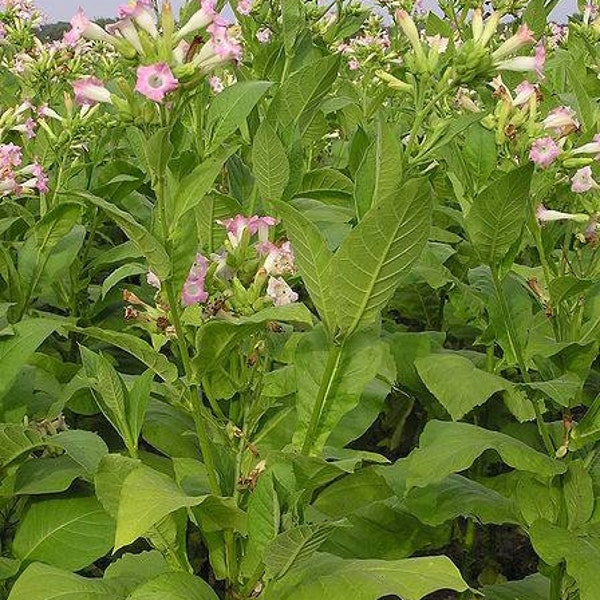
[
  {"left": 0, "top": 143, "right": 22, "bottom": 169},
  {"left": 175, "top": 0, "right": 216, "bottom": 41},
  {"left": 135, "top": 63, "right": 179, "bottom": 103},
  {"left": 492, "top": 24, "right": 535, "bottom": 61},
  {"left": 529, "top": 137, "right": 561, "bottom": 169},
  {"left": 106, "top": 17, "right": 143, "bottom": 54},
  {"left": 571, "top": 167, "right": 599, "bottom": 193},
  {"left": 256, "top": 27, "right": 272, "bottom": 43},
  {"left": 68, "top": 8, "right": 116, "bottom": 44},
  {"left": 73, "top": 76, "right": 112, "bottom": 106},
  {"left": 348, "top": 58, "right": 360, "bottom": 71},
  {"left": 248, "top": 215, "right": 278, "bottom": 241},
  {"left": 536, "top": 204, "right": 588, "bottom": 223},
  {"left": 237, "top": 0, "right": 253, "bottom": 15},
  {"left": 513, "top": 81, "right": 536, "bottom": 106},
  {"left": 118, "top": 0, "right": 158, "bottom": 37},
  {"left": 543, "top": 106, "right": 579, "bottom": 135},
  {"left": 267, "top": 276, "right": 298, "bottom": 306},
  {"left": 182, "top": 253, "right": 209, "bottom": 306},
  {"left": 32, "top": 163, "right": 49, "bottom": 193},
  {"left": 572, "top": 133, "right": 600, "bottom": 159},
  {"left": 258, "top": 241, "right": 296, "bottom": 276},
  {"left": 218, "top": 214, "right": 251, "bottom": 247},
  {"left": 209, "top": 75, "right": 224, "bottom": 93}
]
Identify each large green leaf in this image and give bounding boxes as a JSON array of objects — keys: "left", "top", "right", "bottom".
[
  {"left": 530, "top": 521, "right": 600, "bottom": 600},
  {"left": 14, "top": 455, "right": 84, "bottom": 495},
  {"left": 126, "top": 572, "right": 219, "bottom": 600},
  {"left": 353, "top": 121, "right": 402, "bottom": 220},
  {"left": 80, "top": 328, "right": 178, "bottom": 384},
  {"left": 261, "top": 553, "right": 468, "bottom": 600},
  {"left": 332, "top": 178, "right": 432, "bottom": 336},
  {"left": 282, "top": 0, "right": 304, "bottom": 54},
  {"left": 0, "top": 423, "right": 43, "bottom": 468},
  {"left": 207, "top": 81, "right": 272, "bottom": 150},
  {"left": 269, "top": 55, "right": 340, "bottom": 144},
  {"left": 293, "top": 327, "right": 389, "bottom": 455},
  {"left": 252, "top": 120, "right": 290, "bottom": 202},
  {"left": 13, "top": 495, "right": 115, "bottom": 571},
  {"left": 0, "top": 318, "right": 59, "bottom": 401},
  {"left": 274, "top": 200, "right": 335, "bottom": 331},
  {"left": 389, "top": 420, "right": 565, "bottom": 492},
  {"left": 465, "top": 166, "right": 533, "bottom": 269},
  {"left": 483, "top": 573, "right": 550, "bottom": 600},
  {"left": 415, "top": 353, "right": 511, "bottom": 420},
  {"left": 78, "top": 191, "right": 171, "bottom": 280},
  {"left": 463, "top": 123, "right": 496, "bottom": 191},
  {"left": 8, "top": 563, "right": 129, "bottom": 600}
]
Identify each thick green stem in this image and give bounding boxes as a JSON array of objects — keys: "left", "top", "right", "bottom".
[{"left": 301, "top": 343, "right": 342, "bottom": 455}]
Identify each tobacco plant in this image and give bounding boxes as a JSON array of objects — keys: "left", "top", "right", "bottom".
[{"left": 0, "top": 0, "right": 599, "bottom": 599}]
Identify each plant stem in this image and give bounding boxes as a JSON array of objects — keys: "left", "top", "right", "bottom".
[
  {"left": 491, "top": 269, "right": 554, "bottom": 456},
  {"left": 301, "top": 342, "right": 342, "bottom": 455}
]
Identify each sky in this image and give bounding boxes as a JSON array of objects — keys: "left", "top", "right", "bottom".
[{"left": 38, "top": 0, "right": 577, "bottom": 22}]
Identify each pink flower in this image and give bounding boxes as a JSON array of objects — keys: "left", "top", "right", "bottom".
[
  {"left": 182, "top": 253, "right": 210, "bottom": 306},
  {"left": 0, "top": 173, "right": 18, "bottom": 196},
  {"left": 106, "top": 17, "right": 143, "bottom": 54},
  {"left": 543, "top": 106, "right": 579, "bottom": 135},
  {"left": 68, "top": 8, "right": 116, "bottom": 44},
  {"left": 536, "top": 204, "right": 587, "bottom": 223},
  {"left": 513, "top": 81, "right": 536, "bottom": 106},
  {"left": 348, "top": 58, "right": 360, "bottom": 70},
  {"left": 248, "top": 215, "right": 278, "bottom": 241},
  {"left": 24, "top": 117, "right": 36, "bottom": 139},
  {"left": 135, "top": 63, "right": 179, "bottom": 103},
  {"left": 218, "top": 214, "right": 251, "bottom": 247},
  {"left": 175, "top": 0, "right": 216, "bottom": 41},
  {"left": 534, "top": 43, "right": 546, "bottom": 78},
  {"left": 572, "top": 133, "right": 600, "bottom": 159},
  {"left": 529, "top": 137, "right": 561, "bottom": 169},
  {"left": 209, "top": 75, "right": 224, "bottom": 93},
  {"left": 571, "top": 166, "right": 599, "bottom": 193},
  {"left": 237, "top": 0, "right": 253, "bottom": 15},
  {"left": 492, "top": 24, "right": 535, "bottom": 61},
  {"left": 256, "top": 27, "right": 272, "bottom": 43},
  {"left": 118, "top": 1, "right": 158, "bottom": 37},
  {"left": 31, "top": 163, "right": 48, "bottom": 193},
  {"left": 147, "top": 270, "right": 161, "bottom": 289},
  {"left": 73, "top": 76, "right": 112, "bottom": 106},
  {"left": 266, "top": 277, "right": 298, "bottom": 306},
  {"left": 258, "top": 241, "right": 296, "bottom": 276},
  {"left": 0, "top": 143, "right": 22, "bottom": 169}
]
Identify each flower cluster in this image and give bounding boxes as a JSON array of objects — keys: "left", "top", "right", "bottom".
[
  {"left": 0, "top": 0, "right": 45, "bottom": 30},
  {"left": 336, "top": 16, "right": 394, "bottom": 73},
  {"left": 66, "top": 1, "right": 242, "bottom": 108},
  {"left": 0, "top": 142, "right": 48, "bottom": 196}
]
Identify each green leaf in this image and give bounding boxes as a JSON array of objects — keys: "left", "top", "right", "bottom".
[
  {"left": 252, "top": 120, "right": 290, "bottom": 201},
  {"left": 530, "top": 521, "right": 600, "bottom": 600},
  {"left": 404, "top": 474, "right": 520, "bottom": 526},
  {"left": 51, "top": 429, "right": 109, "bottom": 475},
  {"left": 13, "top": 495, "right": 115, "bottom": 571},
  {"left": 397, "top": 420, "right": 565, "bottom": 491},
  {"left": 353, "top": 121, "right": 402, "bottom": 220},
  {"left": 0, "top": 557, "right": 20, "bottom": 580},
  {"left": 127, "top": 369, "right": 153, "bottom": 445},
  {"left": 261, "top": 553, "right": 468, "bottom": 600},
  {"left": 8, "top": 563, "right": 129, "bottom": 600},
  {"left": 95, "top": 454, "right": 141, "bottom": 518},
  {"left": 101, "top": 264, "right": 146, "bottom": 299},
  {"left": 207, "top": 81, "right": 272, "bottom": 150},
  {"left": 0, "top": 423, "right": 43, "bottom": 468},
  {"left": 466, "top": 165, "right": 533, "bottom": 269},
  {"left": 332, "top": 178, "right": 432, "bottom": 336},
  {"left": 563, "top": 460, "right": 594, "bottom": 530},
  {"left": 104, "top": 551, "right": 170, "bottom": 591},
  {"left": 114, "top": 465, "right": 230, "bottom": 550},
  {"left": 80, "top": 328, "right": 178, "bottom": 384},
  {"left": 126, "top": 572, "right": 219, "bottom": 600},
  {"left": 293, "top": 327, "right": 389, "bottom": 455},
  {"left": 78, "top": 191, "right": 171, "bottom": 280},
  {"left": 463, "top": 123, "right": 497, "bottom": 191},
  {"left": 483, "top": 573, "right": 550, "bottom": 600},
  {"left": 282, "top": 0, "right": 304, "bottom": 54},
  {"left": 263, "top": 523, "right": 340, "bottom": 580},
  {"left": 241, "top": 472, "right": 279, "bottom": 578},
  {"left": 14, "top": 455, "right": 84, "bottom": 495},
  {"left": 274, "top": 200, "right": 335, "bottom": 330},
  {"left": 269, "top": 55, "right": 340, "bottom": 144},
  {"left": 170, "top": 146, "right": 237, "bottom": 227},
  {"left": 196, "top": 192, "right": 241, "bottom": 254},
  {"left": 415, "top": 353, "right": 511, "bottom": 420},
  {"left": 0, "top": 318, "right": 58, "bottom": 401}
]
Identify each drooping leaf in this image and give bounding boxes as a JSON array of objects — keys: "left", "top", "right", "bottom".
[
  {"left": 0, "top": 423, "right": 43, "bottom": 469},
  {"left": 13, "top": 495, "right": 115, "bottom": 571},
  {"left": 101, "top": 264, "right": 146, "bottom": 299},
  {"left": 274, "top": 200, "right": 335, "bottom": 331},
  {"left": 261, "top": 553, "right": 468, "bottom": 600},
  {"left": 78, "top": 191, "right": 171, "bottom": 280},
  {"left": 332, "top": 178, "right": 432, "bottom": 336},
  {"left": 126, "top": 572, "right": 219, "bottom": 600},
  {"left": 207, "top": 81, "right": 272, "bottom": 150},
  {"left": 415, "top": 353, "right": 511, "bottom": 420},
  {"left": 483, "top": 573, "right": 551, "bottom": 600},
  {"left": 8, "top": 563, "right": 129, "bottom": 600}
]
